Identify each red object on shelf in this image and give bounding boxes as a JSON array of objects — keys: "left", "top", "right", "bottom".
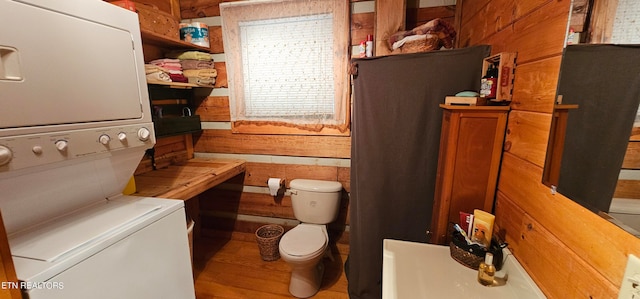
[{"left": 107, "top": 0, "right": 136, "bottom": 12}]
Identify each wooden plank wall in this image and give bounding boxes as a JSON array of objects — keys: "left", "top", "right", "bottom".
[
  {"left": 176, "top": 0, "right": 455, "bottom": 244},
  {"left": 615, "top": 127, "right": 640, "bottom": 200},
  {"left": 457, "top": 0, "right": 640, "bottom": 297}
]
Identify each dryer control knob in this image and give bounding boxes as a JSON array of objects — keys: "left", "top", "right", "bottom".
[
  {"left": 32, "top": 145, "right": 43, "bottom": 155},
  {"left": 137, "top": 128, "right": 151, "bottom": 141},
  {"left": 0, "top": 146, "right": 12, "bottom": 166},
  {"left": 117, "top": 132, "right": 127, "bottom": 142},
  {"left": 55, "top": 140, "right": 68, "bottom": 152},
  {"left": 99, "top": 134, "right": 111, "bottom": 145}
]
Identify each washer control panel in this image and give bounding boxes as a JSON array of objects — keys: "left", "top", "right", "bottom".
[{"left": 0, "top": 124, "right": 154, "bottom": 172}]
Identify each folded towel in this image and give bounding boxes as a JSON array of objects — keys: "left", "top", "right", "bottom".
[
  {"left": 169, "top": 73, "right": 189, "bottom": 83},
  {"left": 146, "top": 71, "right": 171, "bottom": 83},
  {"left": 152, "top": 62, "right": 182, "bottom": 70},
  {"left": 180, "top": 59, "right": 214, "bottom": 70},
  {"left": 183, "top": 68, "right": 217, "bottom": 78},
  {"left": 167, "top": 51, "right": 212, "bottom": 61},
  {"left": 149, "top": 58, "right": 181, "bottom": 64},
  {"left": 187, "top": 76, "right": 216, "bottom": 86},
  {"left": 145, "top": 64, "right": 161, "bottom": 73},
  {"left": 149, "top": 59, "right": 182, "bottom": 71},
  {"left": 164, "top": 69, "right": 184, "bottom": 75}
]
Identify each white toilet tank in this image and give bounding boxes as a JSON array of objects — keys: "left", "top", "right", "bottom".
[{"left": 289, "top": 179, "right": 342, "bottom": 224}]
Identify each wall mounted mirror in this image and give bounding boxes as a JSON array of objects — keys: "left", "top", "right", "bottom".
[
  {"left": 543, "top": 1, "right": 640, "bottom": 237},
  {"left": 543, "top": 44, "right": 640, "bottom": 236}
]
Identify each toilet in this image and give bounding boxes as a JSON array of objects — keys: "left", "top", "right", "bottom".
[{"left": 279, "top": 179, "right": 342, "bottom": 298}]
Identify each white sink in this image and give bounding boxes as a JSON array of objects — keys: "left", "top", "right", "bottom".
[{"left": 382, "top": 239, "right": 546, "bottom": 299}]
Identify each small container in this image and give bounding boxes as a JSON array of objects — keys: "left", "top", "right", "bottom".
[
  {"left": 470, "top": 209, "right": 495, "bottom": 248},
  {"left": 477, "top": 252, "right": 496, "bottom": 286},
  {"left": 179, "top": 22, "right": 210, "bottom": 48},
  {"left": 480, "top": 64, "right": 498, "bottom": 99},
  {"left": 358, "top": 41, "right": 366, "bottom": 58},
  {"left": 365, "top": 34, "right": 373, "bottom": 57}
]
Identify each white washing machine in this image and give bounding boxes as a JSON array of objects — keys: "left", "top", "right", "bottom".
[{"left": 10, "top": 195, "right": 195, "bottom": 299}]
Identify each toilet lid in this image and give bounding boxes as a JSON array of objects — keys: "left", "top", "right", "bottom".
[{"left": 280, "top": 225, "right": 326, "bottom": 257}]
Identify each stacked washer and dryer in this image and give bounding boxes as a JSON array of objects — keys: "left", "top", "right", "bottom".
[{"left": 0, "top": 0, "right": 195, "bottom": 298}]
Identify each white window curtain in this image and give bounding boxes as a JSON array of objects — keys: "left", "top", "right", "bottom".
[
  {"left": 220, "top": 0, "right": 350, "bottom": 135},
  {"left": 239, "top": 14, "right": 335, "bottom": 122}
]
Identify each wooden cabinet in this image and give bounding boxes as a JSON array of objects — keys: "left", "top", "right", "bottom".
[{"left": 430, "top": 104, "right": 510, "bottom": 245}]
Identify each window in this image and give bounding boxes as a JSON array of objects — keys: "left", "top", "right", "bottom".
[{"left": 220, "top": 0, "right": 350, "bottom": 135}]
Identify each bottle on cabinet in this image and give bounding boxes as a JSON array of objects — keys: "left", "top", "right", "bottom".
[
  {"left": 480, "top": 63, "right": 498, "bottom": 99},
  {"left": 365, "top": 34, "right": 373, "bottom": 57},
  {"left": 477, "top": 252, "right": 496, "bottom": 286}
]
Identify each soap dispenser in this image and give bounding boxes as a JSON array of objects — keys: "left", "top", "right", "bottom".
[{"left": 477, "top": 252, "right": 496, "bottom": 286}]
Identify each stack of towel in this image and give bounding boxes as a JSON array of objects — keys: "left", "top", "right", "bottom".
[
  {"left": 144, "top": 51, "right": 217, "bottom": 86},
  {"left": 167, "top": 51, "right": 217, "bottom": 86},
  {"left": 148, "top": 58, "right": 188, "bottom": 83}
]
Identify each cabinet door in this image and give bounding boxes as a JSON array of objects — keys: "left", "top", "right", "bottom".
[{"left": 431, "top": 106, "right": 508, "bottom": 244}]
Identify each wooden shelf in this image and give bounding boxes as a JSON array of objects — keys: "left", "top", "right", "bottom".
[
  {"left": 140, "top": 29, "right": 210, "bottom": 52},
  {"left": 147, "top": 80, "right": 214, "bottom": 89},
  {"left": 140, "top": 26, "right": 212, "bottom": 137},
  {"left": 133, "top": 158, "right": 246, "bottom": 200}
]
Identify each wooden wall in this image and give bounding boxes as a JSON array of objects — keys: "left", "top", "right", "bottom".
[
  {"left": 172, "top": 0, "right": 457, "bottom": 245},
  {"left": 614, "top": 127, "right": 640, "bottom": 200},
  {"left": 179, "top": 0, "right": 357, "bottom": 243},
  {"left": 456, "top": 0, "right": 640, "bottom": 297}
]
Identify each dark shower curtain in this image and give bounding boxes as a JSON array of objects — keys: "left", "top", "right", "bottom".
[{"left": 347, "top": 45, "right": 491, "bottom": 299}]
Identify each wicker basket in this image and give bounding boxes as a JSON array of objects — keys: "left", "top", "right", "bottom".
[
  {"left": 449, "top": 242, "right": 484, "bottom": 270},
  {"left": 400, "top": 34, "right": 440, "bottom": 54},
  {"left": 134, "top": 2, "right": 179, "bottom": 40},
  {"left": 449, "top": 229, "right": 506, "bottom": 270},
  {"left": 255, "top": 224, "right": 284, "bottom": 261}
]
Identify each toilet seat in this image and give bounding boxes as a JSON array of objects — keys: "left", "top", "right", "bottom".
[{"left": 280, "top": 224, "right": 327, "bottom": 257}]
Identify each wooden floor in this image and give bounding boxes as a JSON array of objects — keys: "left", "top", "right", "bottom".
[{"left": 192, "top": 232, "right": 350, "bottom": 298}]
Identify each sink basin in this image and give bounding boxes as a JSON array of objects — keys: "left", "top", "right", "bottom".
[{"left": 382, "top": 239, "right": 546, "bottom": 299}]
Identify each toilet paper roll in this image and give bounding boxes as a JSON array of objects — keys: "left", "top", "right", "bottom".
[
  {"left": 267, "top": 178, "right": 283, "bottom": 196},
  {"left": 179, "top": 22, "right": 210, "bottom": 47}
]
